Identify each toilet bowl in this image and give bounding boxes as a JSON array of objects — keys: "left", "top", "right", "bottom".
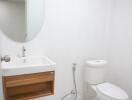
[
  {"left": 85, "top": 60, "right": 129, "bottom": 100},
  {"left": 91, "top": 82, "right": 128, "bottom": 100}
]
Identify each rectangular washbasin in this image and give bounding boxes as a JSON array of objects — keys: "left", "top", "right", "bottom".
[{"left": 0, "top": 56, "right": 56, "bottom": 76}]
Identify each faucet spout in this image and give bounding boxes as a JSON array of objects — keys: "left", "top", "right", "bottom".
[{"left": 22, "top": 46, "right": 26, "bottom": 57}]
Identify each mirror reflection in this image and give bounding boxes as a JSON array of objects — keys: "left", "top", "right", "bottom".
[{"left": 0, "top": 0, "right": 44, "bottom": 42}]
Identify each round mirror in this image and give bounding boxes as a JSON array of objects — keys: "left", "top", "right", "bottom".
[{"left": 0, "top": 0, "right": 44, "bottom": 42}]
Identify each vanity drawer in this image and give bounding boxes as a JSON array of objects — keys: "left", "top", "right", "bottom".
[
  {"left": 3, "top": 71, "right": 55, "bottom": 100},
  {"left": 4, "top": 71, "right": 54, "bottom": 88}
]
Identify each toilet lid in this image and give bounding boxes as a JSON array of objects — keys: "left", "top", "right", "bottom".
[{"left": 97, "top": 82, "right": 128, "bottom": 100}]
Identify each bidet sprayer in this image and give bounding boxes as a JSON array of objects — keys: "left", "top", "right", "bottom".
[{"left": 72, "top": 63, "right": 77, "bottom": 72}]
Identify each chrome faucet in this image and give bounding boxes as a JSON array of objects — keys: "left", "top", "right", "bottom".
[
  {"left": 22, "top": 46, "right": 26, "bottom": 57},
  {"left": 1, "top": 55, "right": 11, "bottom": 62}
]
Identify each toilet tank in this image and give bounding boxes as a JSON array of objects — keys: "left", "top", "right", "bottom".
[{"left": 85, "top": 60, "right": 107, "bottom": 85}]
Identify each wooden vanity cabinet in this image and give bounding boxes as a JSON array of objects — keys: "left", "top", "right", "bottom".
[{"left": 3, "top": 71, "right": 55, "bottom": 100}]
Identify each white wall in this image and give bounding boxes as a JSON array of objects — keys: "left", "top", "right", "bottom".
[
  {"left": 107, "top": 0, "right": 132, "bottom": 99},
  {"left": 0, "top": 0, "right": 108, "bottom": 100}
]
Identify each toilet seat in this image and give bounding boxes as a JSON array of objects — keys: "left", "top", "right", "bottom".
[{"left": 96, "top": 82, "right": 128, "bottom": 100}]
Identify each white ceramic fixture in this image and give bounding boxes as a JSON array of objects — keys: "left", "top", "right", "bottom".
[
  {"left": 0, "top": 56, "right": 56, "bottom": 76},
  {"left": 85, "top": 60, "right": 128, "bottom": 100},
  {"left": 96, "top": 83, "right": 128, "bottom": 100},
  {"left": 86, "top": 60, "right": 107, "bottom": 67},
  {"left": 85, "top": 60, "right": 106, "bottom": 84}
]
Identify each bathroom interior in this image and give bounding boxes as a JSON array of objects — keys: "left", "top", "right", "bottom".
[{"left": 0, "top": 0, "right": 131, "bottom": 100}]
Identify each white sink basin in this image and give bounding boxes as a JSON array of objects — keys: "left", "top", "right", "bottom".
[{"left": 0, "top": 56, "right": 56, "bottom": 76}]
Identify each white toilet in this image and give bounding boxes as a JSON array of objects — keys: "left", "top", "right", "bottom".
[{"left": 85, "top": 60, "right": 129, "bottom": 100}]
